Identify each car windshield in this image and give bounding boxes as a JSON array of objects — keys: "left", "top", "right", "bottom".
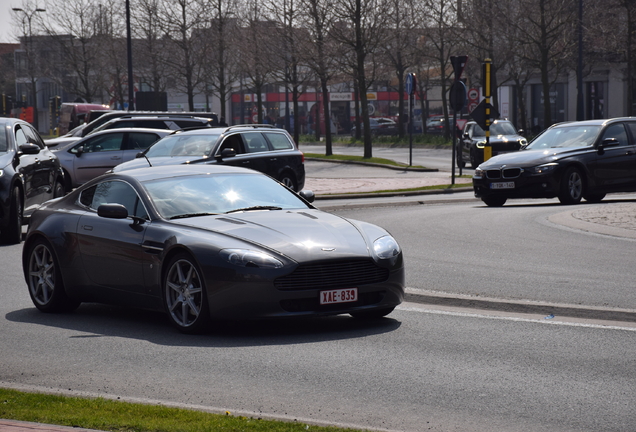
[
  {"left": 0, "top": 122, "right": 7, "bottom": 153},
  {"left": 145, "top": 134, "right": 220, "bottom": 157},
  {"left": 472, "top": 122, "right": 517, "bottom": 137},
  {"left": 525, "top": 125, "right": 601, "bottom": 150},
  {"left": 143, "top": 172, "right": 309, "bottom": 219}
]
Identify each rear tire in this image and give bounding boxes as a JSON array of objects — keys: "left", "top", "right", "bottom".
[
  {"left": 279, "top": 172, "right": 298, "bottom": 191},
  {"left": 26, "top": 238, "right": 80, "bottom": 312},
  {"left": 0, "top": 187, "right": 22, "bottom": 245},
  {"left": 482, "top": 196, "right": 507, "bottom": 207},
  {"left": 558, "top": 167, "right": 584, "bottom": 205}
]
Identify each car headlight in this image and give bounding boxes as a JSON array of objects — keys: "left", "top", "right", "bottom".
[
  {"left": 529, "top": 163, "right": 558, "bottom": 175},
  {"left": 0, "top": 169, "right": 3, "bottom": 177},
  {"left": 220, "top": 249, "right": 283, "bottom": 269},
  {"left": 519, "top": 138, "right": 528, "bottom": 146},
  {"left": 373, "top": 235, "right": 400, "bottom": 259},
  {"left": 475, "top": 140, "right": 487, "bottom": 149},
  {"left": 474, "top": 168, "right": 485, "bottom": 179}
]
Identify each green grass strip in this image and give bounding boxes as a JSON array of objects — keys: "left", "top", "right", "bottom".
[
  {"left": 0, "top": 388, "right": 368, "bottom": 432},
  {"left": 303, "top": 153, "right": 426, "bottom": 169}
]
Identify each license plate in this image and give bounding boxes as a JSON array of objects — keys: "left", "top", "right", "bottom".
[
  {"left": 491, "top": 182, "right": 515, "bottom": 189},
  {"left": 320, "top": 288, "right": 358, "bottom": 305}
]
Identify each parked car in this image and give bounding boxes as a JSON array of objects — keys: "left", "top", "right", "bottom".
[
  {"left": 91, "top": 115, "right": 214, "bottom": 134},
  {"left": 114, "top": 124, "right": 306, "bottom": 191},
  {"left": 22, "top": 164, "right": 405, "bottom": 333},
  {"left": 0, "top": 118, "right": 65, "bottom": 244},
  {"left": 473, "top": 117, "right": 636, "bottom": 207},
  {"left": 458, "top": 119, "right": 527, "bottom": 168},
  {"left": 46, "top": 111, "right": 219, "bottom": 149},
  {"left": 51, "top": 128, "right": 171, "bottom": 190},
  {"left": 350, "top": 117, "right": 398, "bottom": 137}
]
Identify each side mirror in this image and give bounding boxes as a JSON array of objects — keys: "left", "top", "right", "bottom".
[
  {"left": 135, "top": 151, "right": 145, "bottom": 158},
  {"left": 596, "top": 138, "right": 620, "bottom": 155},
  {"left": 71, "top": 145, "right": 84, "bottom": 156},
  {"left": 216, "top": 147, "right": 236, "bottom": 160},
  {"left": 517, "top": 129, "right": 524, "bottom": 136},
  {"left": 97, "top": 203, "right": 128, "bottom": 219},
  {"left": 299, "top": 190, "right": 315, "bottom": 203},
  {"left": 463, "top": 132, "right": 469, "bottom": 139},
  {"left": 18, "top": 143, "right": 41, "bottom": 155}
]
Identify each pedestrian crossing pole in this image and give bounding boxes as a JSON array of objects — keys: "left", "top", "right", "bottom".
[{"left": 483, "top": 58, "right": 492, "bottom": 161}]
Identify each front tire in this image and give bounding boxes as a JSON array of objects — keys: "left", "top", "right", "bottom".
[
  {"left": 0, "top": 187, "right": 23, "bottom": 244},
  {"left": 558, "top": 167, "right": 584, "bottom": 205},
  {"left": 26, "top": 238, "right": 80, "bottom": 312},
  {"left": 482, "top": 196, "right": 507, "bottom": 207},
  {"left": 164, "top": 253, "right": 210, "bottom": 334}
]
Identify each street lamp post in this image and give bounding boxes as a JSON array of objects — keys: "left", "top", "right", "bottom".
[{"left": 12, "top": 7, "right": 45, "bottom": 129}]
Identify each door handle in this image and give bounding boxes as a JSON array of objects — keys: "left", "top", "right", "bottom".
[{"left": 82, "top": 225, "right": 93, "bottom": 231}]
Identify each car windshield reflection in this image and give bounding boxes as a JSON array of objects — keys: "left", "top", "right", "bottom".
[
  {"left": 526, "top": 125, "right": 601, "bottom": 150},
  {"left": 143, "top": 172, "right": 309, "bottom": 219},
  {"left": 145, "top": 134, "right": 221, "bottom": 157}
]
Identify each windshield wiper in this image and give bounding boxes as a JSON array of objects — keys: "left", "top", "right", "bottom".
[
  {"left": 225, "top": 206, "right": 282, "bottom": 214},
  {"left": 169, "top": 212, "right": 219, "bottom": 220}
]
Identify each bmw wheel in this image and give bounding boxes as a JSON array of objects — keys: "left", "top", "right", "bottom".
[
  {"left": 0, "top": 187, "right": 22, "bottom": 244},
  {"left": 26, "top": 238, "right": 80, "bottom": 312},
  {"left": 54, "top": 179, "right": 65, "bottom": 198},
  {"left": 164, "top": 253, "right": 210, "bottom": 333},
  {"left": 558, "top": 167, "right": 583, "bottom": 205}
]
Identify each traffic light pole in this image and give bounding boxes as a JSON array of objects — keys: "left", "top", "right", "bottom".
[{"left": 483, "top": 59, "right": 492, "bottom": 161}]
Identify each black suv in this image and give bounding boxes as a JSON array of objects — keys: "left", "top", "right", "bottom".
[
  {"left": 91, "top": 115, "right": 214, "bottom": 134},
  {"left": 458, "top": 119, "right": 527, "bottom": 168},
  {"left": 0, "top": 118, "right": 65, "bottom": 243},
  {"left": 113, "top": 125, "right": 305, "bottom": 191}
]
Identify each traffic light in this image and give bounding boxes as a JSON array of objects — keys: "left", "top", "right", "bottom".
[{"left": 2, "top": 94, "right": 13, "bottom": 116}]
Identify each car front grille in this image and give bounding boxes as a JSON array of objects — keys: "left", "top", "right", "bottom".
[
  {"left": 486, "top": 167, "right": 522, "bottom": 179},
  {"left": 274, "top": 260, "right": 389, "bottom": 291}
]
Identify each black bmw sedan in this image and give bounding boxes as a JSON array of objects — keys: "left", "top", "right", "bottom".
[
  {"left": 473, "top": 118, "right": 636, "bottom": 206},
  {"left": 23, "top": 165, "right": 404, "bottom": 333}
]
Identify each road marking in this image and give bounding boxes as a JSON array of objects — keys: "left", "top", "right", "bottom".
[{"left": 397, "top": 303, "right": 636, "bottom": 332}]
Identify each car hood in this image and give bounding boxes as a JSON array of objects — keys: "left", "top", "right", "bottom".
[
  {"left": 171, "top": 209, "right": 376, "bottom": 262},
  {"left": 474, "top": 134, "right": 523, "bottom": 143},
  {"left": 113, "top": 156, "right": 211, "bottom": 172},
  {"left": 479, "top": 147, "right": 587, "bottom": 168}
]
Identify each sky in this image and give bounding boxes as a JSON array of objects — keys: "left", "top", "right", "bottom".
[{"left": 1, "top": 0, "right": 21, "bottom": 44}]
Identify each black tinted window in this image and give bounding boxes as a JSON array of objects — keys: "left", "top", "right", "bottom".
[
  {"left": 128, "top": 132, "right": 160, "bottom": 150},
  {"left": 601, "top": 123, "right": 629, "bottom": 147},
  {"left": 0, "top": 123, "right": 8, "bottom": 152},
  {"left": 80, "top": 180, "right": 147, "bottom": 219}
]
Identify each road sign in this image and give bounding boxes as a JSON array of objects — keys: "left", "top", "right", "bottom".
[
  {"left": 405, "top": 73, "right": 416, "bottom": 95},
  {"left": 468, "top": 101, "right": 479, "bottom": 112},
  {"left": 469, "top": 99, "right": 499, "bottom": 130},
  {"left": 449, "top": 81, "right": 467, "bottom": 111},
  {"left": 468, "top": 88, "right": 479, "bottom": 102},
  {"left": 450, "top": 56, "right": 468, "bottom": 80}
]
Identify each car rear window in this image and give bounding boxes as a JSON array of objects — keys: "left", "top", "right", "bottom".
[{"left": 264, "top": 132, "right": 293, "bottom": 150}]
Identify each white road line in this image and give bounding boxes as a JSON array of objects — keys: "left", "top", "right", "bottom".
[{"left": 397, "top": 303, "right": 636, "bottom": 332}]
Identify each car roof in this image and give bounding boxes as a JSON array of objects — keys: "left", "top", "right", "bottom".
[
  {"left": 550, "top": 118, "right": 636, "bottom": 128},
  {"left": 171, "top": 124, "right": 289, "bottom": 136},
  {"left": 112, "top": 163, "right": 256, "bottom": 183}
]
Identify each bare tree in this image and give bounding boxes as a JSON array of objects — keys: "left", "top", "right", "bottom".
[
  {"left": 132, "top": 0, "right": 169, "bottom": 99},
  {"left": 158, "top": 0, "right": 211, "bottom": 111},
  {"left": 237, "top": 0, "right": 276, "bottom": 124},
  {"left": 383, "top": 0, "right": 422, "bottom": 138},
  {"left": 40, "top": 0, "right": 108, "bottom": 104},
  {"left": 514, "top": 0, "right": 577, "bottom": 129},
  {"left": 419, "top": 0, "right": 462, "bottom": 140},
  {"left": 331, "top": 0, "right": 389, "bottom": 158},
  {"left": 298, "top": 0, "right": 338, "bottom": 154},
  {"left": 203, "top": 0, "right": 240, "bottom": 122}
]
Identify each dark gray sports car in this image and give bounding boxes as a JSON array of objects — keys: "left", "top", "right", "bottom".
[{"left": 22, "top": 165, "right": 404, "bottom": 333}]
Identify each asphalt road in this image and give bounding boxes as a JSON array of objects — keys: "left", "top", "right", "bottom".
[{"left": 2, "top": 193, "right": 636, "bottom": 431}]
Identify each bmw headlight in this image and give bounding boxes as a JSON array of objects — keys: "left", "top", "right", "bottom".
[
  {"left": 0, "top": 169, "right": 3, "bottom": 177},
  {"left": 529, "top": 163, "right": 558, "bottom": 175},
  {"left": 474, "top": 168, "right": 485, "bottom": 179},
  {"left": 475, "top": 140, "right": 487, "bottom": 149},
  {"left": 220, "top": 249, "right": 283, "bottom": 269},
  {"left": 373, "top": 235, "right": 400, "bottom": 259}
]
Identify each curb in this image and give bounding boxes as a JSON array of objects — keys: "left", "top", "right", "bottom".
[
  {"left": 315, "top": 186, "right": 473, "bottom": 200},
  {"left": 404, "top": 289, "right": 636, "bottom": 323}
]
